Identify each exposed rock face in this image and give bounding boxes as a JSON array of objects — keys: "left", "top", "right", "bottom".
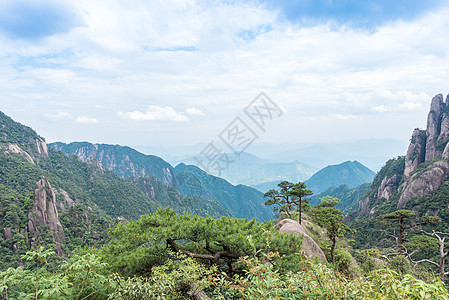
[
  {"left": 28, "top": 177, "right": 65, "bottom": 255},
  {"left": 7, "top": 143, "right": 35, "bottom": 164},
  {"left": 35, "top": 139, "right": 49, "bottom": 158},
  {"left": 377, "top": 174, "right": 398, "bottom": 201},
  {"left": 276, "top": 218, "right": 327, "bottom": 262},
  {"left": 398, "top": 161, "right": 449, "bottom": 209},
  {"left": 404, "top": 129, "right": 426, "bottom": 179},
  {"left": 3, "top": 228, "right": 13, "bottom": 240},
  {"left": 51, "top": 142, "right": 179, "bottom": 187},
  {"left": 86, "top": 157, "right": 106, "bottom": 174},
  {"left": 425, "top": 94, "right": 445, "bottom": 161},
  {"left": 358, "top": 197, "right": 370, "bottom": 216}
]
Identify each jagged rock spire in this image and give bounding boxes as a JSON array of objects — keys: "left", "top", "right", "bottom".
[{"left": 28, "top": 177, "right": 65, "bottom": 255}]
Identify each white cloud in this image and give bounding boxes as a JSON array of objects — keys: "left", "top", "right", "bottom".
[
  {"left": 75, "top": 116, "right": 99, "bottom": 124},
  {"left": 119, "top": 105, "right": 189, "bottom": 122},
  {"left": 185, "top": 107, "right": 204, "bottom": 116},
  {"left": 1, "top": 1, "right": 449, "bottom": 145}
]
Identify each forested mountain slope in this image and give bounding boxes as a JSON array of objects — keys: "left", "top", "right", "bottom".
[
  {"left": 0, "top": 111, "right": 228, "bottom": 268},
  {"left": 50, "top": 141, "right": 274, "bottom": 221}
]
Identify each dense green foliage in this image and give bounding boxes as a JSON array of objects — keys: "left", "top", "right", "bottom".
[
  {"left": 348, "top": 156, "right": 407, "bottom": 249},
  {"left": 2, "top": 110, "right": 449, "bottom": 298},
  {"left": 0, "top": 111, "right": 228, "bottom": 271},
  {"left": 312, "top": 196, "right": 350, "bottom": 265},
  {"left": 129, "top": 175, "right": 229, "bottom": 218},
  {"left": 1, "top": 215, "right": 448, "bottom": 299},
  {"left": 309, "top": 182, "right": 370, "bottom": 212},
  {"left": 98, "top": 208, "right": 302, "bottom": 277},
  {"left": 50, "top": 141, "right": 272, "bottom": 222},
  {"left": 175, "top": 163, "right": 274, "bottom": 221}
]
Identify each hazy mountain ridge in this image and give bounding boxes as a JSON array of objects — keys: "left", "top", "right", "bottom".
[
  {"left": 173, "top": 152, "right": 317, "bottom": 187},
  {"left": 145, "top": 139, "right": 408, "bottom": 173},
  {"left": 304, "top": 160, "right": 375, "bottom": 195}
]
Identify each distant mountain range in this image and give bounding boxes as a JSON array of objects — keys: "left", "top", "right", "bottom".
[
  {"left": 135, "top": 139, "right": 408, "bottom": 172},
  {"left": 171, "top": 152, "right": 317, "bottom": 187},
  {"left": 251, "top": 160, "right": 375, "bottom": 197}
]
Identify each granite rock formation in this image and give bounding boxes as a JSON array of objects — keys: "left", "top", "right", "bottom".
[{"left": 28, "top": 177, "right": 65, "bottom": 255}]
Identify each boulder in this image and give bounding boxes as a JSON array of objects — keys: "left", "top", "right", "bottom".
[{"left": 276, "top": 218, "right": 327, "bottom": 262}]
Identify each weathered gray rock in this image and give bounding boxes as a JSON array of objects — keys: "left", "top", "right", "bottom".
[
  {"left": 7, "top": 143, "right": 35, "bottom": 164},
  {"left": 35, "top": 139, "right": 49, "bottom": 158},
  {"left": 276, "top": 218, "right": 327, "bottom": 262},
  {"left": 28, "top": 177, "right": 65, "bottom": 255},
  {"left": 57, "top": 188, "right": 75, "bottom": 212},
  {"left": 376, "top": 174, "right": 398, "bottom": 201},
  {"left": 398, "top": 161, "right": 449, "bottom": 209},
  {"left": 358, "top": 197, "right": 370, "bottom": 216},
  {"left": 404, "top": 129, "right": 426, "bottom": 179},
  {"left": 86, "top": 157, "right": 106, "bottom": 174},
  {"left": 442, "top": 142, "right": 449, "bottom": 159},
  {"left": 438, "top": 113, "right": 449, "bottom": 145},
  {"left": 425, "top": 94, "right": 444, "bottom": 161},
  {"left": 3, "top": 228, "right": 13, "bottom": 240}
]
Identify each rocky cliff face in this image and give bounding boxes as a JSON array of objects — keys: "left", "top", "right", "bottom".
[
  {"left": 50, "top": 142, "right": 179, "bottom": 187},
  {"left": 356, "top": 93, "right": 449, "bottom": 217},
  {"left": 404, "top": 129, "right": 426, "bottom": 179},
  {"left": 28, "top": 177, "right": 66, "bottom": 255}
]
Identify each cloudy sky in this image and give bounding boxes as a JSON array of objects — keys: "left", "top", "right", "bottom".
[{"left": 0, "top": 0, "right": 448, "bottom": 150}]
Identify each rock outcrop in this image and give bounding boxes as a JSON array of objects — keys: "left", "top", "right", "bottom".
[
  {"left": 404, "top": 129, "right": 426, "bottom": 179},
  {"left": 398, "top": 161, "right": 449, "bottom": 209},
  {"left": 425, "top": 94, "right": 445, "bottom": 161},
  {"left": 6, "top": 143, "right": 35, "bottom": 164},
  {"left": 28, "top": 177, "right": 65, "bottom": 255},
  {"left": 35, "top": 138, "right": 49, "bottom": 158},
  {"left": 276, "top": 218, "right": 327, "bottom": 262},
  {"left": 377, "top": 174, "right": 398, "bottom": 201},
  {"left": 356, "top": 93, "right": 449, "bottom": 216}
]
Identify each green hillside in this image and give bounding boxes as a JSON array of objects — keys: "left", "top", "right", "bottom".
[
  {"left": 310, "top": 182, "right": 371, "bottom": 212},
  {"left": 305, "top": 160, "right": 375, "bottom": 194},
  {"left": 0, "top": 111, "right": 228, "bottom": 269},
  {"left": 175, "top": 163, "right": 274, "bottom": 221}
]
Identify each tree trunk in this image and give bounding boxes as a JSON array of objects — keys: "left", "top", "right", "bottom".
[
  {"left": 299, "top": 198, "right": 302, "bottom": 224},
  {"left": 331, "top": 236, "right": 336, "bottom": 265}
]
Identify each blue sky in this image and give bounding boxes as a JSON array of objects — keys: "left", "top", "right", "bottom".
[
  {"left": 261, "top": 0, "right": 444, "bottom": 28},
  {"left": 0, "top": 0, "right": 448, "bottom": 152}
]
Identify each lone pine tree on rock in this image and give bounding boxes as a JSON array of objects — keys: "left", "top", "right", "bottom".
[{"left": 264, "top": 181, "right": 313, "bottom": 224}]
